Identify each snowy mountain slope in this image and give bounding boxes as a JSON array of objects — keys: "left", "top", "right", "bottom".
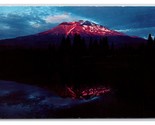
[
  {"left": 40, "top": 20, "right": 124, "bottom": 37},
  {"left": 0, "top": 20, "right": 147, "bottom": 48}
]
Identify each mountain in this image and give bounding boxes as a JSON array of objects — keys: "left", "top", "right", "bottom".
[
  {"left": 0, "top": 20, "right": 147, "bottom": 48},
  {"left": 40, "top": 20, "right": 124, "bottom": 37}
]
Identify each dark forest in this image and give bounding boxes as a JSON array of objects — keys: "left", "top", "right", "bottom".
[{"left": 0, "top": 34, "right": 155, "bottom": 117}]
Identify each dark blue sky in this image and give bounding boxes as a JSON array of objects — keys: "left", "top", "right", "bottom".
[{"left": 0, "top": 6, "right": 155, "bottom": 39}]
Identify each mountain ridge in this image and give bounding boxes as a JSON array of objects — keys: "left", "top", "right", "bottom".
[
  {"left": 39, "top": 20, "right": 125, "bottom": 37},
  {"left": 0, "top": 20, "right": 147, "bottom": 48}
]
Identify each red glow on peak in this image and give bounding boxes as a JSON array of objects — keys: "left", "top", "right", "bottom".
[{"left": 40, "top": 20, "right": 125, "bottom": 37}]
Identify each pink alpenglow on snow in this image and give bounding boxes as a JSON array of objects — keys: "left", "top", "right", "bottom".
[
  {"left": 64, "top": 86, "right": 111, "bottom": 99},
  {"left": 0, "top": 20, "right": 147, "bottom": 48},
  {"left": 40, "top": 20, "right": 125, "bottom": 37}
]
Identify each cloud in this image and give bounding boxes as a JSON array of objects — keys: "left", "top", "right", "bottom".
[
  {"left": 0, "top": 6, "right": 155, "bottom": 39},
  {"left": 0, "top": 7, "right": 51, "bottom": 39},
  {"left": 0, "top": 6, "right": 94, "bottom": 39},
  {"left": 29, "top": 21, "right": 41, "bottom": 28},
  {"left": 115, "top": 27, "right": 155, "bottom": 38},
  {"left": 115, "top": 29, "right": 131, "bottom": 33},
  {"left": 44, "top": 13, "right": 77, "bottom": 24}
]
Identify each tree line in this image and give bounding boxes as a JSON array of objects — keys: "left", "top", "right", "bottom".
[{"left": 0, "top": 33, "right": 154, "bottom": 86}]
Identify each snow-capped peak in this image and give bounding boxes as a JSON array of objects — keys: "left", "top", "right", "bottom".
[
  {"left": 59, "top": 20, "right": 98, "bottom": 26},
  {"left": 40, "top": 20, "right": 125, "bottom": 37},
  {"left": 0, "top": 20, "right": 147, "bottom": 49},
  {"left": 80, "top": 20, "right": 96, "bottom": 26}
]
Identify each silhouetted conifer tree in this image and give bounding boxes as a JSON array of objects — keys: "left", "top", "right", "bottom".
[
  {"left": 153, "top": 35, "right": 155, "bottom": 46},
  {"left": 88, "top": 38, "right": 93, "bottom": 56},
  {"left": 72, "top": 34, "right": 85, "bottom": 56},
  {"left": 92, "top": 39, "right": 100, "bottom": 56},
  {"left": 59, "top": 36, "right": 72, "bottom": 86},
  {"left": 147, "top": 34, "right": 153, "bottom": 48},
  {"left": 81, "top": 38, "right": 86, "bottom": 55},
  {"left": 73, "top": 34, "right": 82, "bottom": 48},
  {"left": 111, "top": 42, "right": 115, "bottom": 56},
  {"left": 104, "top": 37, "right": 109, "bottom": 51},
  {"left": 99, "top": 37, "right": 109, "bottom": 56},
  {"left": 60, "top": 36, "right": 71, "bottom": 53}
]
